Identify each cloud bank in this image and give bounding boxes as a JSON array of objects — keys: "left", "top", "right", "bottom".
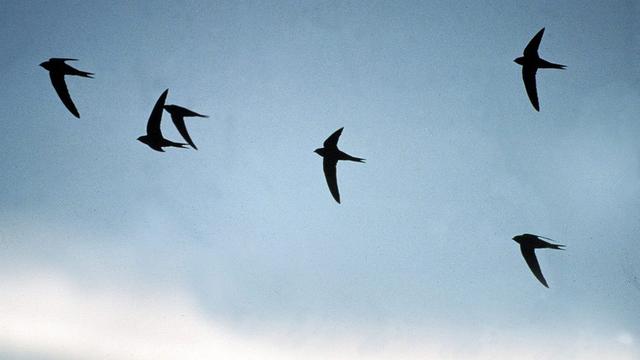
[{"left": 0, "top": 270, "right": 636, "bottom": 360}]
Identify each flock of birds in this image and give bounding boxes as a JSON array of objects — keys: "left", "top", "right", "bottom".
[{"left": 40, "top": 28, "right": 567, "bottom": 288}]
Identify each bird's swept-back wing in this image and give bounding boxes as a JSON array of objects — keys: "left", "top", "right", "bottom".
[
  {"left": 147, "top": 89, "right": 169, "bottom": 138},
  {"left": 50, "top": 72, "right": 80, "bottom": 118},
  {"left": 522, "top": 66, "right": 539, "bottom": 111},
  {"left": 49, "top": 58, "right": 78, "bottom": 63},
  {"left": 520, "top": 245, "right": 548, "bottom": 287},
  {"left": 170, "top": 114, "right": 197, "bottom": 150},
  {"left": 523, "top": 28, "right": 545, "bottom": 57},
  {"left": 323, "top": 158, "right": 340, "bottom": 203},
  {"left": 323, "top": 127, "right": 344, "bottom": 149},
  {"left": 173, "top": 105, "right": 208, "bottom": 118}
]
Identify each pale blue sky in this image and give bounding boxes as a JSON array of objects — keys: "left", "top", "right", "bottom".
[{"left": 0, "top": 1, "right": 639, "bottom": 358}]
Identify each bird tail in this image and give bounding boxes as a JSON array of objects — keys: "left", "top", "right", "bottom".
[
  {"left": 537, "top": 235, "right": 565, "bottom": 250},
  {"left": 79, "top": 71, "right": 94, "bottom": 78},
  {"left": 349, "top": 156, "right": 365, "bottom": 163},
  {"left": 539, "top": 60, "right": 566, "bottom": 70}
]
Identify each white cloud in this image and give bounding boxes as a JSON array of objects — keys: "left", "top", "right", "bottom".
[{"left": 0, "top": 270, "right": 637, "bottom": 360}]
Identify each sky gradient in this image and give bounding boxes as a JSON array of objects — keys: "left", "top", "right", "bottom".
[{"left": 0, "top": 1, "right": 639, "bottom": 359}]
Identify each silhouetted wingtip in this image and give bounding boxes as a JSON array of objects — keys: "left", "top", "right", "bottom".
[{"left": 51, "top": 58, "right": 78, "bottom": 62}]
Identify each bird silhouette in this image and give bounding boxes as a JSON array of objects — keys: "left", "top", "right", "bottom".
[
  {"left": 514, "top": 28, "right": 566, "bottom": 111},
  {"left": 314, "top": 127, "right": 365, "bottom": 204},
  {"left": 137, "top": 89, "right": 188, "bottom": 152},
  {"left": 39, "top": 58, "right": 93, "bottom": 118},
  {"left": 512, "top": 233, "right": 565, "bottom": 288},
  {"left": 163, "top": 104, "right": 208, "bottom": 150}
]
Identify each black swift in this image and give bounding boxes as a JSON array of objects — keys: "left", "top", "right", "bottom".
[
  {"left": 314, "top": 127, "right": 365, "bottom": 204},
  {"left": 512, "top": 233, "right": 565, "bottom": 288},
  {"left": 39, "top": 58, "right": 93, "bottom": 118},
  {"left": 137, "top": 89, "right": 188, "bottom": 152},
  {"left": 514, "top": 28, "right": 566, "bottom": 111},
  {"left": 163, "top": 104, "right": 208, "bottom": 150}
]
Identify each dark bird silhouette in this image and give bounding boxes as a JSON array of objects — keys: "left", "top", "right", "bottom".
[
  {"left": 137, "top": 89, "right": 188, "bottom": 152},
  {"left": 314, "top": 127, "right": 365, "bottom": 204},
  {"left": 512, "top": 233, "right": 565, "bottom": 288},
  {"left": 163, "top": 104, "right": 208, "bottom": 150},
  {"left": 39, "top": 58, "right": 93, "bottom": 118},
  {"left": 514, "top": 28, "right": 566, "bottom": 111}
]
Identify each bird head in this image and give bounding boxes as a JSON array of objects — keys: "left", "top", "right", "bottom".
[
  {"left": 314, "top": 148, "right": 325, "bottom": 157},
  {"left": 512, "top": 235, "right": 523, "bottom": 244},
  {"left": 39, "top": 61, "right": 50, "bottom": 70},
  {"left": 513, "top": 57, "right": 525, "bottom": 65},
  {"left": 137, "top": 135, "right": 149, "bottom": 145}
]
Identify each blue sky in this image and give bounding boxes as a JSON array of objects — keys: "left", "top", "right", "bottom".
[{"left": 0, "top": 1, "right": 639, "bottom": 359}]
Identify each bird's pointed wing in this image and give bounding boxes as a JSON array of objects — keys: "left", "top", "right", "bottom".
[
  {"left": 49, "top": 71, "right": 79, "bottom": 118},
  {"left": 522, "top": 66, "right": 539, "bottom": 111},
  {"left": 180, "top": 106, "right": 208, "bottom": 118},
  {"left": 50, "top": 58, "right": 77, "bottom": 63},
  {"left": 147, "top": 89, "right": 169, "bottom": 138},
  {"left": 323, "top": 158, "right": 340, "bottom": 203},
  {"left": 170, "top": 113, "right": 197, "bottom": 150},
  {"left": 323, "top": 127, "right": 344, "bottom": 149},
  {"left": 520, "top": 245, "right": 548, "bottom": 287},
  {"left": 524, "top": 28, "right": 545, "bottom": 57}
]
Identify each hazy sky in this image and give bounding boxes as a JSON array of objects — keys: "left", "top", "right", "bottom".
[{"left": 0, "top": 1, "right": 639, "bottom": 359}]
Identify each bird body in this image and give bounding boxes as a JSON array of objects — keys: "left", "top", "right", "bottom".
[
  {"left": 513, "top": 233, "right": 565, "bottom": 288},
  {"left": 39, "top": 58, "right": 93, "bottom": 118},
  {"left": 514, "top": 28, "right": 566, "bottom": 111},
  {"left": 314, "top": 127, "right": 364, "bottom": 204}
]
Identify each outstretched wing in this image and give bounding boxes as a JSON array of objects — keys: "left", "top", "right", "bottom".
[
  {"left": 520, "top": 245, "right": 548, "bottom": 287},
  {"left": 322, "top": 158, "right": 340, "bottom": 203},
  {"left": 147, "top": 89, "right": 169, "bottom": 138},
  {"left": 49, "top": 58, "right": 78, "bottom": 63},
  {"left": 170, "top": 113, "right": 198, "bottom": 150},
  {"left": 50, "top": 72, "right": 79, "bottom": 118},
  {"left": 178, "top": 106, "right": 207, "bottom": 118},
  {"left": 323, "top": 127, "right": 344, "bottom": 149},
  {"left": 522, "top": 66, "right": 539, "bottom": 111},
  {"left": 524, "top": 28, "right": 545, "bottom": 57}
]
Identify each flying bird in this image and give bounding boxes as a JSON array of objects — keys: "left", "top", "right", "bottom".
[
  {"left": 163, "top": 104, "right": 208, "bottom": 150},
  {"left": 512, "top": 233, "right": 565, "bottom": 288},
  {"left": 39, "top": 58, "right": 93, "bottom": 118},
  {"left": 314, "top": 127, "right": 365, "bottom": 204},
  {"left": 514, "top": 28, "right": 566, "bottom": 111},
  {"left": 137, "top": 89, "right": 188, "bottom": 152}
]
